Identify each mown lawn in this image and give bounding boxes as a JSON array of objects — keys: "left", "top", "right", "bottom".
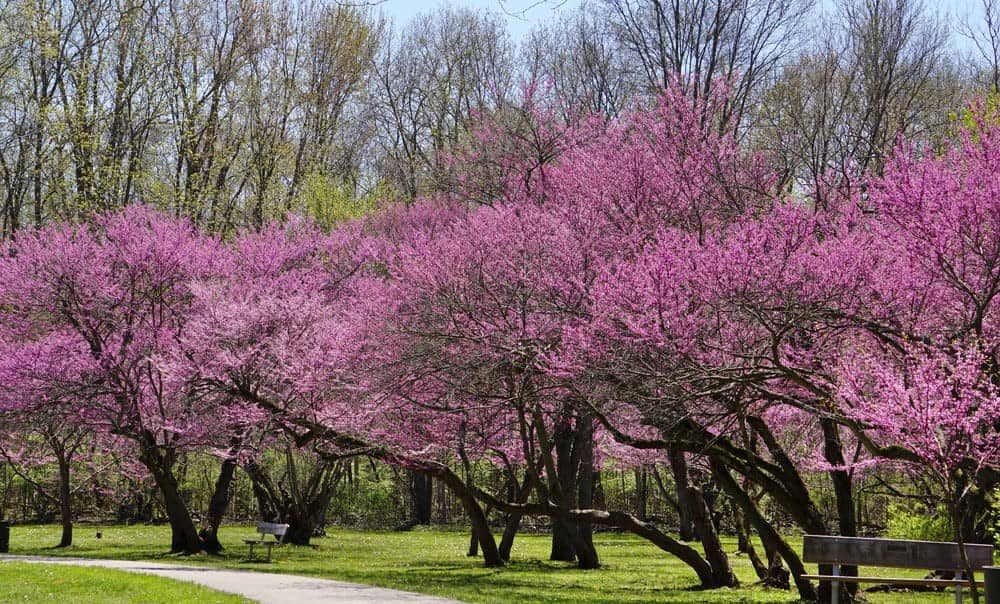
[
  {"left": 4, "top": 524, "right": 981, "bottom": 603},
  {"left": 0, "top": 561, "right": 252, "bottom": 603}
]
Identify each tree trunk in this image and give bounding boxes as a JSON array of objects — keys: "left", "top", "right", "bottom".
[
  {"left": 140, "top": 441, "right": 202, "bottom": 554},
  {"left": 243, "top": 454, "right": 342, "bottom": 546},
  {"left": 712, "top": 460, "right": 815, "bottom": 600},
  {"left": 573, "top": 411, "right": 600, "bottom": 569},
  {"left": 284, "top": 487, "right": 339, "bottom": 547},
  {"left": 668, "top": 448, "right": 695, "bottom": 540},
  {"left": 548, "top": 410, "right": 599, "bottom": 568},
  {"left": 285, "top": 514, "right": 314, "bottom": 545},
  {"left": 458, "top": 431, "right": 480, "bottom": 557},
  {"left": 635, "top": 466, "right": 648, "bottom": 522},
  {"left": 499, "top": 511, "right": 523, "bottom": 561},
  {"left": 410, "top": 471, "right": 433, "bottom": 525},
  {"left": 406, "top": 460, "right": 503, "bottom": 567},
  {"left": 821, "top": 419, "right": 857, "bottom": 600},
  {"left": 499, "top": 471, "right": 536, "bottom": 561},
  {"left": 550, "top": 519, "right": 576, "bottom": 561},
  {"left": 468, "top": 530, "right": 479, "bottom": 557},
  {"left": 200, "top": 456, "right": 236, "bottom": 554},
  {"left": 283, "top": 521, "right": 315, "bottom": 546},
  {"left": 732, "top": 503, "right": 768, "bottom": 580},
  {"left": 688, "top": 485, "right": 737, "bottom": 587},
  {"left": 57, "top": 456, "right": 72, "bottom": 548},
  {"left": 551, "top": 419, "right": 578, "bottom": 562}
]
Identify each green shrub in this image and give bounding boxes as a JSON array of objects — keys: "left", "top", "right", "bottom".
[
  {"left": 329, "top": 478, "right": 401, "bottom": 528},
  {"left": 883, "top": 503, "right": 952, "bottom": 541}
]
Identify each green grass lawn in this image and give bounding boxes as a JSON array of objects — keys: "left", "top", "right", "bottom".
[
  {"left": 0, "top": 561, "right": 252, "bottom": 603},
  {"left": 2, "top": 524, "right": 980, "bottom": 603}
]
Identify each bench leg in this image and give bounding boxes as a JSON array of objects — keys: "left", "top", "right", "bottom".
[
  {"left": 831, "top": 563, "right": 839, "bottom": 604},
  {"left": 247, "top": 542, "right": 255, "bottom": 561},
  {"left": 266, "top": 543, "right": 272, "bottom": 563},
  {"left": 955, "top": 570, "right": 963, "bottom": 604}
]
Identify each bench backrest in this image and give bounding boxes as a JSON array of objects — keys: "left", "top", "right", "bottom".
[
  {"left": 803, "top": 535, "right": 994, "bottom": 570},
  {"left": 256, "top": 522, "right": 289, "bottom": 538}
]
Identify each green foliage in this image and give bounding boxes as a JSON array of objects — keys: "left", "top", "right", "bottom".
[
  {"left": 329, "top": 477, "right": 400, "bottom": 528},
  {"left": 297, "top": 174, "right": 384, "bottom": 229},
  {"left": 883, "top": 502, "right": 952, "bottom": 542},
  {"left": 983, "top": 487, "right": 1000, "bottom": 546},
  {"left": 0, "top": 562, "right": 250, "bottom": 603},
  {"left": 950, "top": 91, "right": 1000, "bottom": 141}
]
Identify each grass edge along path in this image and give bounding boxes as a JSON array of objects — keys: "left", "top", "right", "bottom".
[
  {"left": 0, "top": 560, "right": 253, "bottom": 604},
  {"left": 3, "top": 524, "right": 981, "bottom": 604}
]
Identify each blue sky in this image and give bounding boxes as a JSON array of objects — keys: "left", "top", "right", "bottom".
[
  {"left": 377, "top": 0, "right": 989, "bottom": 45},
  {"left": 374, "top": 0, "right": 999, "bottom": 62},
  {"left": 376, "top": 0, "right": 583, "bottom": 40}
]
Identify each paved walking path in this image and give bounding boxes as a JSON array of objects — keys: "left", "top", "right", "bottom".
[{"left": 0, "top": 555, "right": 463, "bottom": 604}]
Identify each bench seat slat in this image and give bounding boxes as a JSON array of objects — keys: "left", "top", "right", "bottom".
[
  {"left": 246, "top": 523, "right": 289, "bottom": 562},
  {"left": 801, "top": 575, "right": 984, "bottom": 587}
]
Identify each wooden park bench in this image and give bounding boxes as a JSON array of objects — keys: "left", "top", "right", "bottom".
[
  {"left": 244, "top": 521, "right": 289, "bottom": 562},
  {"left": 802, "top": 534, "right": 994, "bottom": 604}
]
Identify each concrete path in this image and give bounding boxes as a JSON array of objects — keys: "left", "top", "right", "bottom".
[{"left": 0, "top": 555, "right": 463, "bottom": 604}]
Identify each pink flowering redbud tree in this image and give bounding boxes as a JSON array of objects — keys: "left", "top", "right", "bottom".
[
  {"left": 566, "top": 100, "right": 1000, "bottom": 601},
  {"left": 175, "top": 219, "right": 368, "bottom": 546},
  {"left": 362, "top": 200, "right": 605, "bottom": 567},
  {"left": 838, "top": 341, "right": 1000, "bottom": 603},
  {"left": 353, "top": 192, "right": 744, "bottom": 584},
  {"left": 554, "top": 108, "right": 900, "bottom": 597},
  {"left": 0, "top": 206, "right": 226, "bottom": 554},
  {"left": 841, "top": 112, "right": 1000, "bottom": 548},
  {"left": 0, "top": 334, "right": 122, "bottom": 548}
]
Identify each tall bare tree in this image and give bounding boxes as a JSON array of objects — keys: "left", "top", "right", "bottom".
[
  {"left": 758, "top": 0, "right": 958, "bottom": 200},
  {"left": 961, "top": 0, "right": 1000, "bottom": 91},
  {"left": 372, "top": 7, "right": 515, "bottom": 200},
  {"left": 523, "top": 5, "right": 638, "bottom": 119},
  {"left": 602, "top": 0, "right": 814, "bottom": 130}
]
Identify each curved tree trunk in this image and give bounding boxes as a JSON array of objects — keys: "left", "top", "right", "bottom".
[
  {"left": 582, "top": 509, "right": 716, "bottom": 587},
  {"left": 472, "top": 488, "right": 722, "bottom": 588},
  {"left": 448, "top": 477, "right": 502, "bottom": 567},
  {"left": 140, "top": 440, "right": 202, "bottom": 554},
  {"left": 689, "top": 484, "right": 737, "bottom": 587},
  {"left": 200, "top": 456, "right": 237, "bottom": 553},
  {"left": 405, "top": 460, "right": 503, "bottom": 567},
  {"left": 712, "top": 460, "right": 816, "bottom": 600},
  {"left": 732, "top": 503, "right": 768, "bottom": 580}
]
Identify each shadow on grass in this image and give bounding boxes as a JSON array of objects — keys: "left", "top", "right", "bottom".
[{"left": 10, "top": 526, "right": 808, "bottom": 604}]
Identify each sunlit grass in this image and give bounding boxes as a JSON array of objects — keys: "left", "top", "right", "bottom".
[
  {"left": 5, "top": 524, "right": 980, "bottom": 603},
  {"left": 0, "top": 561, "right": 252, "bottom": 603}
]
